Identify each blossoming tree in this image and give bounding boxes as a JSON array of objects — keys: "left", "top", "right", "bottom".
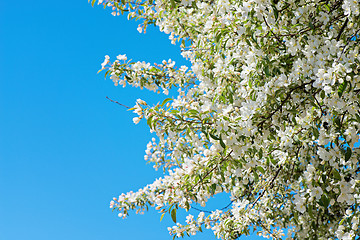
[{"left": 93, "top": 0, "right": 360, "bottom": 239}]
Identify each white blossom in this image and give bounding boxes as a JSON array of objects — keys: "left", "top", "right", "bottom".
[{"left": 92, "top": 0, "right": 360, "bottom": 239}]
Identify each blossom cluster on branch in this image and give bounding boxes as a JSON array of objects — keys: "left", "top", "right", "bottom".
[{"left": 92, "top": 0, "right": 360, "bottom": 239}]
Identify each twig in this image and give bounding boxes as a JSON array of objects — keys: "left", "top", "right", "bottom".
[
  {"left": 336, "top": 18, "right": 348, "bottom": 41},
  {"left": 249, "top": 218, "right": 281, "bottom": 240},
  {"left": 191, "top": 200, "right": 234, "bottom": 214},
  {"left": 192, "top": 150, "right": 233, "bottom": 191},
  {"left": 257, "top": 81, "right": 314, "bottom": 128},
  {"left": 106, "top": 96, "right": 131, "bottom": 109},
  {"left": 191, "top": 206, "right": 212, "bottom": 213},
  {"left": 251, "top": 166, "right": 283, "bottom": 208},
  {"left": 313, "top": 94, "right": 325, "bottom": 116},
  {"left": 337, "top": 28, "right": 360, "bottom": 62},
  {"left": 262, "top": 16, "right": 285, "bottom": 46}
]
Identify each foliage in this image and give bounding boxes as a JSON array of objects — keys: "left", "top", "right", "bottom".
[{"left": 92, "top": 0, "right": 360, "bottom": 239}]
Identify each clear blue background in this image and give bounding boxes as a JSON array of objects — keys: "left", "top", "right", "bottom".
[{"left": 0, "top": 1, "right": 263, "bottom": 240}]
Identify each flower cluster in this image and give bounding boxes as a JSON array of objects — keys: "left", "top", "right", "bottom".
[{"left": 93, "top": 0, "right": 360, "bottom": 239}]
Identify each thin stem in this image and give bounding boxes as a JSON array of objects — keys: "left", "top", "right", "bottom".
[
  {"left": 262, "top": 16, "right": 285, "bottom": 46},
  {"left": 191, "top": 150, "right": 233, "bottom": 191},
  {"left": 106, "top": 96, "right": 131, "bottom": 109},
  {"left": 258, "top": 81, "right": 314, "bottom": 128},
  {"left": 251, "top": 166, "right": 283, "bottom": 208},
  {"left": 336, "top": 18, "right": 348, "bottom": 41}
]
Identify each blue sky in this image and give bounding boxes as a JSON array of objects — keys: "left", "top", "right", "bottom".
[{"left": 0, "top": 1, "right": 264, "bottom": 240}]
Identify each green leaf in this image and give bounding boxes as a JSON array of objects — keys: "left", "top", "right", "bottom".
[
  {"left": 161, "top": 98, "right": 173, "bottom": 107},
  {"left": 258, "top": 148, "right": 263, "bottom": 159},
  {"left": 272, "top": 5, "right": 279, "bottom": 21},
  {"left": 160, "top": 212, "right": 165, "bottom": 222},
  {"left": 170, "top": 0, "right": 176, "bottom": 9},
  {"left": 251, "top": 32, "right": 257, "bottom": 43},
  {"left": 356, "top": 113, "right": 360, "bottom": 123},
  {"left": 320, "top": 194, "right": 330, "bottom": 208},
  {"left": 293, "top": 211, "right": 299, "bottom": 224},
  {"left": 324, "top": 4, "right": 331, "bottom": 12},
  {"left": 219, "top": 137, "right": 226, "bottom": 149},
  {"left": 188, "top": 109, "right": 199, "bottom": 115},
  {"left": 147, "top": 115, "right": 154, "bottom": 129},
  {"left": 334, "top": 117, "right": 341, "bottom": 127},
  {"left": 321, "top": 174, "right": 326, "bottom": 184},
  {"left": 313, "top": 127, "right": 319, "bottom": 139},
  {"left": 332, "top": 169, "right": 341, "bottom": 181},
  {"left": 91, "top": 0, "right": 96, "bottom": 7},
  {"left": 320, "top": 90, "right": 325, "bottom": 99},
  {"left": 210, "top": 183, "right": 217, "bottom": 194},
  {"left": 345, "top": 147, "right": 352, "bottom": 162},
  {"left": 309, "top": 22, "right": 315, "bottom": 30},
  {"left": 308, "top": 204, "right": 313, "bottom": 218},
  {"left": 253, "top": 170, "right": 259, "bottom": 182},
  {"left": 338, "top": 81, "right": 348, "bottom": 97},
  {"left": 257, "top": 166, "right": 265, "bottom": 174},
  {"left": 264, "top": 65, "right": 270, "bottom": 77},
  {"left": 185, "top": 201, "right": 190, "bottom": 211},
  {"left": 215, "top": 32, "right": 222, "bottom": 43},
  {"left": 209, "top": 132, "right": 220, "bottom": 140},
  {"left": 171, "top": 208, "right": 177, "bottom": 223}
]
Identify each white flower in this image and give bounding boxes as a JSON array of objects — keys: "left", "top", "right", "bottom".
[
  {"left": 310, "top": 186, "right": 323, "bottom": 200},
  {"left": 181, "top": 0, "right": 193, "bottom": 7},
  {"left": 116, "top": 54, "right": 127, "bottom": 61},
  {"left": 133, "top": 117, "right": 141, "bottom": 124},
  {"left": 101, "top": 55, "right": 110, "bottom": 69},
  {"left": 97, "top": 0, "right": 360, "bottom": 238},
  {"left": 323, "top": 85, "right": 332, "bottom": 94},
  {"left": 136, "top": 99, "right": 147, "bottom": 105},
  {"left": 294, "top": 194, "right": 306, "bottom": 213},
  {"left": 137, "top": 25, "right": 143, "bottom": 33}
]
